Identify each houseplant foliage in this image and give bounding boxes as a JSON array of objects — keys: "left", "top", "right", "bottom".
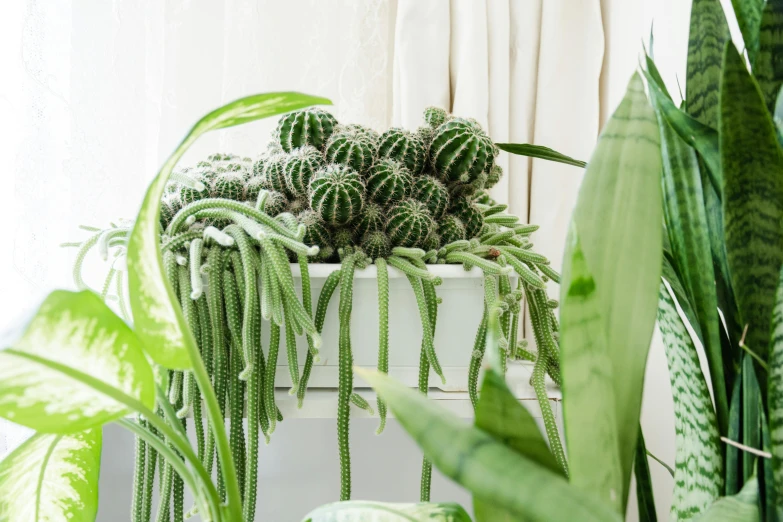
[{"left": 0, "top": 86, "right": 564, "bottom": 518}]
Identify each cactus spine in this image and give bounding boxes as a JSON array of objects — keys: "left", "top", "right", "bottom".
[
  {"left": 386, "top": 199, "right": 435, "bottom": 248},
  {"left": 324, "top": 128, "right": 378, "bottom": 174},
  {"left": 365, "top": 159, "right": 414, "bottom": 207},
  {"left": 275, "top": 107, "right": 337, "bottom": 152},
  {"left": 412, "top": 175, "right": 449, "bottom": 219},
  {"left": 430, "top": 117, "right": 494, "bottom": 184},
  {"left": 309, "top": 164, "right": 365, "bottom": 226},
  {"left": 284, "top": 145, "right": 324, "bottom": 198},
  {"left": 377, "top": 128, "right": 427, "bottom": 175}
]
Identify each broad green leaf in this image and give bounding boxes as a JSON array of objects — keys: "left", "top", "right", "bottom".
[
  {"left": 658, "top": 107, "right": 728, "bottom": 434},
  {"left": 686, "top": 0, "right": 731, "bottom": 129},
  {"left": 474, "top": 369, "right": 562, "bottom": 475},
  {"left": 473, "top": 368, "right": 561, "bottom": 522},
  {"left": 0, "top": 429, "right": 101, "bottom": 522},
  {"left": 301, "top": 501, "right": 472, "bottom": 522},
  {"left": 658, "top": 282, "right": 723, "bottom": 520},
  {"left": 731, "top": 0, "right": 764, "bottom": 66},
  {"left": 634, "top": 430, "right": 658, "bottom": 522},
  {"left": 562, "top": 72, "right": 662, "bottom": 510},
  {"left": 756, "top": 1, "right": 783, "bottom": 113},
  {"left": 559, "top": 231, "right": 623, "bottom": 513},
  {"left": 494, "top": 143, "right": 586, "bottom": 168},
  {"left": 0, "top": 290, "right": 154, "bottom": 433},
  {"left": 695, "top": 476, "right": 760, "bottom": 521},
  {"left": 643, "top": 62, "right": 722, "bottom": 194},
  {"left": 720, "top": 44, "right": 783, "bottom": 366},
  {"left": 127, "top": 92, "right": 331, "bottom": 369},
  {"left": 769, "top": 264, "right": 783, "bottom": 513},
  {"left": 356, "top": 368, "right": 622, "bottom": 522}
]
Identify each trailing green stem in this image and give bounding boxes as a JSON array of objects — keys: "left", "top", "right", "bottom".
[
  {"left": 375, "top": 258, "right": 390, "bottom": 434},
  {"left": 338, "top": 255, "right": 357, "bottom": 501}
]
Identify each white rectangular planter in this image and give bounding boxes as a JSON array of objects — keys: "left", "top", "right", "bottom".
[{"left": 268, "top": 263, "right": 524, "bottom": 394}]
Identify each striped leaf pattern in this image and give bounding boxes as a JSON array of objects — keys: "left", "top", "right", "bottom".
[
  {"left": 686, "top": 0, "right": 731, "bottom": 128},
  {"left": 658, "top": 282, "right": 723, "bottom": 520},
  {"left": 756, "top": 0, "right": 783, "bottom": 113},
  {"left": 720, "top": 44, "right": 783, "bottom": 364},
  {"left": 768, "top": 264, "right": 783, "bottom": 512},
  {"left": 731, "top": 0, "right": 765, "bottom": 67}
]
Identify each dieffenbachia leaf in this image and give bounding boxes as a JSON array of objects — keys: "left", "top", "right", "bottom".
[
  {"left": 658, "top": 282, "right": 723, "bottom": 520},
  {"left": 301, "top": 501, "right": 472, "bottom": 522},
  {"left": 686, "top": 0, "right": 731, "bottom": 129},
  {"left": 561, "top": 72, "right": 662, "bottom": 511},
  {"left": 720, "top": 43, "right": 783, "bottom": 366},
  {"left": 0, "top": 429, "right": 101, "bottom": 522},
  {"left": 731, "top": 0, "right": 764, "bottom": 67},
  {"left": 473, "top": 368, "right": 562, "bottom": 521},
  {"left": 657, "top": 106, "right": 728, "bottom": 434},
  {"left": 0, "top": 290, "right": 154, "bottom": 433},
  {"left": 756, "top": 0, "right": 783, "bottom": 113},
  {"left": 694, "top": 475, "right": 760, "bottom": 521},
  {"left": 356, "top": 368, "right": 622, "bottom": 522},
  {"left": 769, "top": 264, "right": 783, "bottom": 514},
  {"left": 127, "top": 92, "right": 331, "bottom": 369},
  {"left": 494, "top": 143, "right": 586, "bottom": 168},
  {"left": 560, "top": 230, "right": 623, "bottom": 513}
]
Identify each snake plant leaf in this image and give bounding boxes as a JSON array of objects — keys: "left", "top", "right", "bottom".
[
  {"left": 694, "top": 475, "right": 760, "bottom": 522},
  {"left": 756, "top": 1, "right": 783, "bottom": 113},
  {"left": 301, "top": 501, "right": 472, "bottom": 522},
  {"left": 658, "top": 282, "right": 723, "bottom": 520},
  {"left": 0, "top": 290, "right": 154, "bottom": 434},
  {"left": 559, "top": 230, "right": 623, "bottom": 513},
  {"left": 741, "top": 355, "right": 762, "bottom": 483},
  {"left": 643, "top": 60, "right": 722, "bottom": 193},
  {"left": 127, "top": 92, "right": 331, "bottom": 369},
  {"left": 661, "top": 250, "right": 704, "bottom": 344},
  {"left": 0, "top": 429, "right": 101, "bottom": 522},
  {"left": 720, "top": 44, "right": 783, "bottom": 366},
  {"left": 775, "top": 86, "right": 783, "bottom": 139},
  {"left": 634, "top": 431, "right": 658, "bottom": 522},
  {"left": 731, "top": 0, "right": 764, "bottom": 67},
  {"left": 770, "top": 264, "right": 783, "bottom": 514},
  {"left": 686, "top": 0, "right": 731, "bottom": 129},
  {"left": 658, "top": 108, "right": 728, "bottom": 434},
  {"left": 495, "top": 143, "right": 586, "bottom": 168},
  {"left": 356, "top": 368, "right": 622, "bottom": 522},
  {"left": 562, "top": 72, "right": 662, "bottom": 511},
  {"left": 727, "top": 376, "right": 743, "bottom": 495}
]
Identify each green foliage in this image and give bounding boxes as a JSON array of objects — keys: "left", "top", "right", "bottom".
[
  {"left": 423, "top": 106, "right": 449, "bottom": 128},
  {"left": 276, "top": 107, "right": 338, "bottom": 152},
  {"left": 325, "top": 127, "right": 378, "bottom": 173},
  {"left": 495, "top": 143, "right": 586, "bottom": 168},
  {"left": 362, "top": 230, "right": 392, "bottom": 260},
  {"left": 450, "top": 198, "right": 484, "bottom": 239},
  {"left": 284, "top": 145, "right": 324, "bottom": 198},
  {"left": 309, "top": 164, "right": 365, "bottom": 226},
  {"left": 353, "top": 201, "right": 385, "bottom": 239},
  {"left": 377, "top": 128, "right": 427, "bottom": 175},
  {"left": 386, "top": 199, "right": 435, "bottom": 248},
  {"left": 431, "top": 118, "right": 495, "bottom": 184},
  {"left": 413, "top": 175, "right": 450, "bottom": 219},
  {"left": 438, "top": 214, "right": 467, "bottom": 245},
  {"left": 365, "top": 158, "right": 414, "bottom": 207}
]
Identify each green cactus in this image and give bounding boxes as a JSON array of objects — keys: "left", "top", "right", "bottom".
[
  {"left": 309, "top": 164, "right": 365, "bottom": 226},
  {"left": 211, "top": 173, "right": 245, "bottom": 201},
  {"left": 386, "top": 199, "right": 435, "bottom": 248},
  {"left": 284, "top": 145, "right": 324, "bottom": 198},
  {"left": 160, "top": 193, "right": 181, "bottom": 230},
  {"left": 377, "top": 128, "right": 427, "bottom": 175},
  {"left": 298, "top": 210, "right": 333, "bottom": 261},
  {"left": 415, "top": 125, "right": 435, "bottom": 148},
  {"left": 430, "top": 117, "right": 494, "bottom": 184},
  {"left": 243, "top": 176, "right": 266, "bottom": 203},
  {"left": 422, "top": 231, "right": 441, "bottom": 252},
  {"left": 324, "top": 129, "right": 378, "bottom": 174},
  {"left": 332, "top": 227, "right": 354, "bottom": 251},
  {"left": 275, "top": 107, "right": 337, "bottom": 152},
  {"left": 353, "top": 201, "right": 385, "bottom": 240},
  {"left": 365, "top": 158, "right": 413, "bottom": 207},
  {"left": 473, "top": 190, "right": 497, "bottom": 206},
  {"left": 252, "top": 156, "right": 267, "bottom": 178},
  {"left": 361, "top": 231, "right": 392, "bottom": 260},
  {"left": 423, "top": 106, "right": 449, "bottom": 128},
  {"left": 262, "top": 153, "right": 290, "bottom": 196},
  {"left": 438, "top": 214, "right": 466, "bottom": 245},
  {"left": 450, "top": 197, "right": 484, "bottom": 238},
  {"left": 263, "top": 190, "right": 289, "bottom": 216},
  {"left": 485, "top": 164, "right": 503, "bottom": 190},
  {"left": 287, "top": 197, "right": 309, "bottom": 215},
  {"left": 412, "top": 175, "right": 449, "bottom": 219}
]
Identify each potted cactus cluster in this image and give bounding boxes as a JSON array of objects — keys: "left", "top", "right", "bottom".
[{"left": 59, "top": 101, "right": 564, "bottom": 519}]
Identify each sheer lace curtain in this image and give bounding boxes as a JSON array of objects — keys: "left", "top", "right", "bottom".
[{"left": 1, "top": 0, "right": 699, "bottom": 515}]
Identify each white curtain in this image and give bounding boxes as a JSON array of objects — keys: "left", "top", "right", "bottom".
[{"left": 2, "top": 0, "right": 714, "bottom": 518}]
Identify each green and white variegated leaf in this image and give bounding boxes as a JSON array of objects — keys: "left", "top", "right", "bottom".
[
  {"left": 658, "top": 282, "right": 723, "bottom": 520},
  {"left": 127, "top": 92, "right": 331, "bottom": 369},
  {"left": 694, "top": 476, "right": 760, "bottom": 522},
  {"left": 301, "top": 501, "right": 472, "bottom": 522},
  {"left": 0, "top": 429, "right": 101, "bottom": 522},
  {"left": 0, "top": 290, "right": 154, "bottom": 433},
  {"left": 721, "top": 44, "right": 783, "bottom": 366},
  {"left": 768, "top": 263, "right": 783, "bottom": 511},
  {"left": 562, "top": 72, "right": 662, "bottom": 511}
]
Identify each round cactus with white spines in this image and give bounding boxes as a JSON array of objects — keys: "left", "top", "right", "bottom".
[
  {"left": 353, "top": 201, "right": 385, "bottom": 240},
  {"left": 377, "top": 128, "right": 427, "bottom": 175},
  {"left": 243, "top": 176, "right": 266, "bottom": 203},
  {"left": 211, "top": 173, "right": 245, "bottom": 201},
  {"left": 430, "top": 117, "right": 495, "bottom": 184},
  {"left": 361, "top": 231, "right": 392, "bottom": 260},
  {"left": 287, "top": 197, "right": 309, "bottom": 215},
  {"left": 485, "top": 164, "right": 503, "bottom": 190},
  {"left": 423, "top": 106, "right": 449, "bottom": 129},
  {"left": 450, "top": 197, "right": 484, "bottom": 238},
  {"left": 422, "top": 231, "right": 441, "bottom": 252},
  {"left": 365, "top": 159, "right": 413, "bottom": 207},
  {"left": 284, "top": 146, "right": 324, "bottom": 198},
  {"left": 309, "top": 164, "right": 365, "bottom": 226},
  {"left": 275, "top": 107, "right": 338, "bottom": 152},
  {"left": 412, "top": 175, "right": 449, "bottom": 219},
  {"left": 324, "top": 129, "right": 378, "bottom": 174},
  {"left": 332, "top": 227, "right": 354, "bottom": 251},
  {"left": 263, "top": 190, "right": 289, "bottom": 216},
  {"left": 438, "top": 214, "right": 467, "bottom": 245},
  {"left": 263, "top": 153, "right": 290, "bottom": 196},
  {"left": 386, "top": 199, "right": 435, "bottom": 248}
]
